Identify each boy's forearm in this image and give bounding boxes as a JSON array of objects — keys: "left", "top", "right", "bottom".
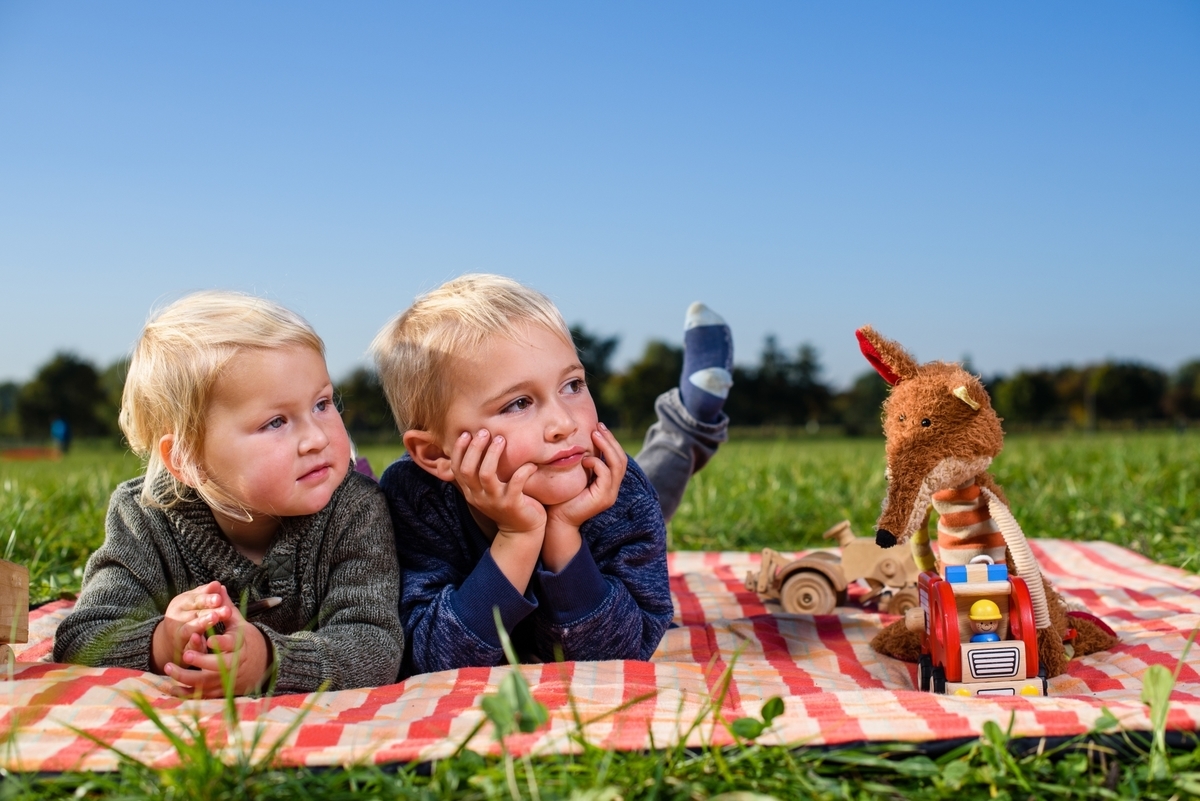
[
  {"left": 489, "top": 527, "right": 544, "bottom": 594},
  {"left": 540, "top": 519, "right": 583, "bottom": 573}
]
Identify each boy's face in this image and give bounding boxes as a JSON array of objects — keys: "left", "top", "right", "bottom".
[
  {"left": 437, "top": 324, "right": 599, "bottom": 507},
  {"left": 201, "top": 345, "right": 351, "bottom": 524}
]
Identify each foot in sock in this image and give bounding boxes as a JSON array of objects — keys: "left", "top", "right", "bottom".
[{"left": 680, "top": 302, "right": 733, "bottom": 423}]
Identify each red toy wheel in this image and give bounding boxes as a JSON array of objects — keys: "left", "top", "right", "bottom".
[{"left": 1008, "top": 576, "right": 1040, "bottom": 678}]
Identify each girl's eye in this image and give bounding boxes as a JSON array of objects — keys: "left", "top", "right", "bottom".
[
  {"left": 315, "top": 398, "right": 329, "bottom": 412},
  {"left": 265, "top": 417, "right": 285, "bottom": 430},
  {"left": 502, "top": 397, "right": 532, "bottom": 414},
  {"left": 564, "top": 378, "right": 586, "bottom": 395}
]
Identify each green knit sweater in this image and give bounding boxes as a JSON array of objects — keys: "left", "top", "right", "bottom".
[{"left": 53, "top": 469, "right": 404, "bottom": 693}]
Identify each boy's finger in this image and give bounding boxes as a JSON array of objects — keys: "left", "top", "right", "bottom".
[
  {"left": 477, "top": 434, "right": 508, "bottom": 491},
  {"left": 459, "top": 430, "right": 491, "bottom": 483},
  {"left": 448, "top": 431, "right": 471, "bottom": 476},
  {"left": 506, "top": 461, "right": 537, "bottom": 494}
]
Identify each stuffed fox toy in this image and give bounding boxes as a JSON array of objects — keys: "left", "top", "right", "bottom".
[{"left": 857, "top": 326, "right": 1116, "bottom": 677}]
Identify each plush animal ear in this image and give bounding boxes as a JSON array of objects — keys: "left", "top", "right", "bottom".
[{"left": 856, "top": 326, "right": 919, "bottom": 386}]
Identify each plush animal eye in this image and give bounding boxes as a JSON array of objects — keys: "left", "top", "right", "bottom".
[
  {"left": 921, "top": 418, "right": 931, "bottom": 427},
  {"left": 897, "top": 414, "right": 905, "bottom": 422}
]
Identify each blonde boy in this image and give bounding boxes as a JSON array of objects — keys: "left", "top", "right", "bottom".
[
  {"left": 54, "top": 292, "right": 404, "bottom": 696},
  {"left": 374, "top": 274, "right": 731, "bottom": 674}
]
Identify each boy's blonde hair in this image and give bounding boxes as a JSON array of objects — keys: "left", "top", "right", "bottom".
[
  {"left": 372, "top": 273, "right": 573, "bottom": 435},
  {"left": 120, "top": 290, "right": 325, "bottom": 516}
]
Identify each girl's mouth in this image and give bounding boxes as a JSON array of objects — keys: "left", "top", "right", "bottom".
[{"left": 298, "top": 464, "right": 331, "bottom": 483}]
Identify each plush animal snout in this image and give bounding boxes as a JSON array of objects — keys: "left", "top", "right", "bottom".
[{"left": 876, "top": 529, "right": 897, "bottom": 548}]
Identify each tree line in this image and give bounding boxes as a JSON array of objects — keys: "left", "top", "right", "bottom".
[{"left": 3, "top": 331, "right": 1199, "bottom": 443}]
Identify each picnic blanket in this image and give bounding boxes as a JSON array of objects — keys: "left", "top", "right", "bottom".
[{"left": 2, "top": 539, "right": 1198, "bottom": 772}]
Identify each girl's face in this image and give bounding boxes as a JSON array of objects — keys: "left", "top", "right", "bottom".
[{"left": 199, "top": 345, "right": 351, "bottom": 533}]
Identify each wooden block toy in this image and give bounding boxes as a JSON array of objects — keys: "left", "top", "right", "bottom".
[{"left": 0, "top": 559, "right": 30, "bottom": 644}]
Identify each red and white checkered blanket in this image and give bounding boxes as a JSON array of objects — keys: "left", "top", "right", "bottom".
[{"left": 2, "top": 540, "right": 1198, "bottom": 772}]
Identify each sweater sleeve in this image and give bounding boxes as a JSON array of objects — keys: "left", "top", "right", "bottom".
[
  {"left": 258, "top": 477, "right": 405, "bottom": 693},
  {"left": 53, "top": 484, "right": 175, "bottom": 670},
  {"left": 382, "top": 460, "right": 539, "bottom": 674},
  {"left": 530, "top": 461, "right": 673, "bottom": 662}
]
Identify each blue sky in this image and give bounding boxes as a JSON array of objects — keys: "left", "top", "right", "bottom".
[{"left": 1, "top": 2, "right": 1197, "bottom": 388}]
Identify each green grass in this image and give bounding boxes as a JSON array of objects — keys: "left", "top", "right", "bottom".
[{"left": 2, "top": 431, "right": 1199, "bottom": 798}]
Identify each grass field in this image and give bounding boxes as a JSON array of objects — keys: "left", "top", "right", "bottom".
[{"left": 1, "top": 431, "right": 1199, "bottom": 798}]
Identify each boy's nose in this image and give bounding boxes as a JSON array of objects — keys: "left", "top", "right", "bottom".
[{"left": 544, "top": 400, "right": 577, "bottom": 440}]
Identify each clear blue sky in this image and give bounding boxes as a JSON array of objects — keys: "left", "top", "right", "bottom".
[{"left": 2, "top": 2, "right": 1197, "bottom": 388}]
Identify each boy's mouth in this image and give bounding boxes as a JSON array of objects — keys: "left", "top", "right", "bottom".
[{"left": 545, "top": 447, "right": 585, "bottom": 468}]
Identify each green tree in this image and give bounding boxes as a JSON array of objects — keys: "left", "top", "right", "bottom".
[
  {"left": 570, "top": 324, "right": 620, "bottom": 426},
  {"left": 336, "top": 367, "right": 398, "bottom": 438},
  {"left": 834, "top": 371, "right": 891, "bottom": 436},
  {"left": 96, "top": 358, "right": 130, "bottom": 438},
  {"left": 602, "top": 341, "right": 682, "bottom": 431},
  {"left": 16, "top": 353, "right": 109, "bottom": 438},
  {"left": 1089, "top": 362, "right": 1167, "bottom": 423},
  {"left": 0, "top": 381, "right": 19, "bottom": 438},
  {"left": 993, "top": 369, "right": 1059, "bottom": 424},
  {"left": 1166, "top": 360, "right": 1200, "bottom": 421},
  {"left": 724, "top": 337, "right": 833, "bottom": 427}
]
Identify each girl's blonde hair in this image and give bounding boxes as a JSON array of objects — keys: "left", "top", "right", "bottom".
[
  {"left": 120, "top": 290, "right": 324, "bottom": 516},
  {"left": 371, "top": 274, "right": 573, "bottom": 435}
]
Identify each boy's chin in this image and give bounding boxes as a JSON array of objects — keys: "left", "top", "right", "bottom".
[{"left": 527, "top": 472, "right": 589, "bottom": 507}]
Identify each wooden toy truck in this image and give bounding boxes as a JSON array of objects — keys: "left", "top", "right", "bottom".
[
  {"left": 744, "top": 521, "right": 921, "bottom": 615},
  {"left": 0, "top": 559, "right": 29, "bottom": 664},
  {"left": 904, "top": 557, "right": 1047, "bottom": 697}
]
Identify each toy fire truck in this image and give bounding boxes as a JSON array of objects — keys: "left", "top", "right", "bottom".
[{"left": 904, "top": 556, "right": 1047, "bottom": 697}]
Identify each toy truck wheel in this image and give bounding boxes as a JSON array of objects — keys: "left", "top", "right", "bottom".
[
  {"left": 931, "top": 664, "right": 946, "bottom": 695},
  {"left": 780, "top": 571, "right": 838, "bottom": 615},
  {"left": 918, "top": 653, "right": 932, "bottom": 692}
]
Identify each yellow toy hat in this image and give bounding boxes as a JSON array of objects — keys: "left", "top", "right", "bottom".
[{"left": 969, "top": 599, "right": 1002, "bottom": 621}]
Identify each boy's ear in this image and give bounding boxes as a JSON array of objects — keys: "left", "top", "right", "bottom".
[
  {"left": 158, "top": 434, "right": 200, "bottom": 487},
  {"left": 403, "top": 430, "right": 455, "bottom": 482}
]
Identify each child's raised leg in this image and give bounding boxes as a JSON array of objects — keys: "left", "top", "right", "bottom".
[{"left": 635, "top": 303, "right": 732, "bottom": 521}]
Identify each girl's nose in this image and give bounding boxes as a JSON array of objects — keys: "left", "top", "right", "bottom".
[{"left": 299, "top": 417, "right": 331, "bottom": 452}]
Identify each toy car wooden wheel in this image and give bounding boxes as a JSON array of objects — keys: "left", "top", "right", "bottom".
[
  {"left": 884, "top": 587, "right": 919, "bottom": 616},
  {"left": 780, "top": 571, "right": 837, "bottom": 615},
  {"left": 918, "top": 653, "right": 933, "bottom": 692}
]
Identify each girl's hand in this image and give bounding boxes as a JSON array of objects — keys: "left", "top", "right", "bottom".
[
  {"left": 151, "top": 581, "right": 233, "bottom": 674},
  {"left": 450, "top": 429, "right": 546, "bottom": 538},
  {"left": 546, "top": 424, "right": 627, "bottom": 529},
  {"left": 163, "top": 587, "right": 271, "bottom": 698}
]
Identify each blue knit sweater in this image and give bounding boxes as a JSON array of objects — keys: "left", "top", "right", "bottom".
[{"left": 380, "top": 456, "right": 672, "bottom": 676}]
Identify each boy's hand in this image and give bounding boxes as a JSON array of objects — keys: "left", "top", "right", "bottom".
[
  {"left": 151, "top": 581, "right": 233, "bottom": 674},
  {"left": 547, "top": 424, "right": 627, "bottom": 529},
  {"left": 450, "top": 428, "right": 545, "bottom": 594},
  {"left": 542, "top": 425, "right": 626, "bottom": 572},
  {"left": 163, "top": 586, "right": 271, "bottom": 698},
  {"left": 450, "top": 429, "right": 547, "bottom": 537}
]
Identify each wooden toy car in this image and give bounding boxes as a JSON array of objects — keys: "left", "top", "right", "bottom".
[
  {"left": 904, "top": 556, "right": 1047, "bottom": 697},
  {"left": 0, "top": 558, "right": 29, "bottom": 664},
  {"left": 744, "top": 521, "right": 921, "bottom": 615}
]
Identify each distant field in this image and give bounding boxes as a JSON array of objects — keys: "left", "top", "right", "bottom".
[{"left": 2, "top": 431, "right": 1197, "bottom": 605}]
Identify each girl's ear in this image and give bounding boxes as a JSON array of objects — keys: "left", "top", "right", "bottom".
[
  {"left": 403, "top": 430, "right": 455, "bottom": 482},
  {"left": 158, "top": 434, "right": 201, "bottom": 487}
]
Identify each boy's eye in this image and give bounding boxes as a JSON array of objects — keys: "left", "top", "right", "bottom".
[
  {"left": 315, "top": 398, "right": 329, "bottom": 412},
  {"left": 502, "top": 397, "right": 532, "bottom": 414},
  {"left": 564, "top": 378, "right": 586, "bottom": 394},
  {"left": 265, "top": 417, "right": 285, "bottom": 430}
]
